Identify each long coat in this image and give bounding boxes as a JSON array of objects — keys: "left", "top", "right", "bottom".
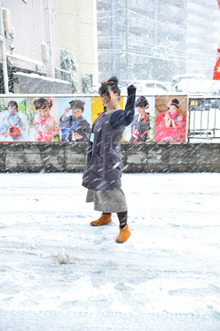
[{"left": 82, "top": 85, "right": 136, "bottom": 191}]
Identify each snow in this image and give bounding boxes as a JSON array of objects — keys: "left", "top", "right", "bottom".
[
  {"left": 14, "top": 71, "right": 72, "bottom": 85},
  {"left": 0, "top": 172, "right": 220, "bottom": 331}
]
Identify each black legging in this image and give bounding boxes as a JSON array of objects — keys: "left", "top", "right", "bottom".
[{"left": 103, "top": 212, "right": 127, "bottom": 229}]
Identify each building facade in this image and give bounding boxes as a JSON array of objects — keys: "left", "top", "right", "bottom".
[
  {"left": 186, "top": 0, "right": 220, "bottom": 75},
  {"left": 57, "top": 0, "right": 98, "bottom": 93},
  {"left": 97, "top": 0, "right": 220, "bottom": 85},
  {"left": 1, "top": 0, "right": 60, "bottom": 76},
  {"left": 0, "top": 0, "right": 63, "bottom": 93},
  {"left": 0, "top": 0, "right": 98, "bottom": 93}
]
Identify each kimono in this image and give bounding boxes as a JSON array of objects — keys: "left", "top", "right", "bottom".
[
  {"left": 130, "top": 113, "right": 151, "bottom": 142},
  {"left": 34, "top": 114, "right": 59, "bottom": 142},
  {"left": 60, "top": 115, "right": 91, "bottom": 142}
]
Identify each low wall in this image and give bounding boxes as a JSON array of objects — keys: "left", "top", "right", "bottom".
[{"left": 0, "top": 143, "right": 220, "bottom": 173}]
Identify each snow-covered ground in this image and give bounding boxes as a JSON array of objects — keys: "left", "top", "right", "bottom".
[{"left": 0, "top": 172, "right": 220, "bottom": 331}]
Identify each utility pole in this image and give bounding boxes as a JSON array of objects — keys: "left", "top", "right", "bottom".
[
  {"left": 0, "top": 0, "right": 9, "bottom": 93},
  {"left": 125, "top": 0, "right": 128, "bottom": 84},
  {"left": 111, "top": 0, "right": 116, "bottom": 75},
  {"left": 154, "top": 0, "right": 158, "bottom": 46},
  {"left": 47, "top": 0, "right": 54, "bottom": 78}
]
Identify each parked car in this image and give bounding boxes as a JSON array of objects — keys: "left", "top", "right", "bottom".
[
  {"left": 211, "top": 80, "right": 220, "bottom": 95},
  {"left": 121, "top": 80, "right": 169, "bottom": 95},
  {"left": 161, "top": 81, "right": 172, "bottom": 91},
  {"left": 177, "top": 79, "right": 214, "bottom": 95},
  {"left": 171, "top": 74, "right": 207, "bottom": 92},
  {"left": 180, "top": 79, "right": 220, "bottom": 96}
]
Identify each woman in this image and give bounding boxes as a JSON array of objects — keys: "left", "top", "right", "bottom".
[
  {"left": 130, "top": 96, "right": 151, "bottom": 142},
  {"left": 82, "top": 77, "right": 136, "bottom": 243},
  {"left": 164, "top": 98, "right": 181, "bottom": 129}
]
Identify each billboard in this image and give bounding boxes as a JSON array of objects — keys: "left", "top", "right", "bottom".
[
  {"left": 0, "top": 95, "right": 188, "bottom": 143},
  {"left": 124, "top": 95, "right": 188, "bottom": 143}
]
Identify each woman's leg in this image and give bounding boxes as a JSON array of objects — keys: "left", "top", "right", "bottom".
[
  {"left": 116, "top": 211, "right": 131, "bottom": 243},
  {"left": 117, "top": 211, "right": 127, "bottom": 229}
]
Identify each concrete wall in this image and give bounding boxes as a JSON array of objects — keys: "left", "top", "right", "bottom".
[{"left": 0, "top": 143, "right": 220, "bottom": 173}]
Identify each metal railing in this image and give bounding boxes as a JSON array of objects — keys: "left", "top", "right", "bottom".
[{"left": 188, "top": 96, "right": 220, "bottom": 142}]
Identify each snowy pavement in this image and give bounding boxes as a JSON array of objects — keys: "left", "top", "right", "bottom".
[{"left": 0, "top": 172, "right": 220, "bottom": 331}]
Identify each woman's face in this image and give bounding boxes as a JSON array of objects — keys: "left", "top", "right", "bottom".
[
  {"left": 37, "top": 106, "right": 50, "bottom": 120},
  {"left": 100, "top": 87, "right": 118, "bottom": 106},
  {"left": 136, "top": 106, "right": 146, "bottom": 115},
  {"left": 169, "top": 105, "right": 178, "bottom": 114}
]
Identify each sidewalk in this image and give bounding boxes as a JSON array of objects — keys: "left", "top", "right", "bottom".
[{"left": 0, "top": 173, "right": 220, "bottom": 330}]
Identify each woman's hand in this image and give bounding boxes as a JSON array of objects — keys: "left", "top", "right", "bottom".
[
  {"left": 171, "top": 119, "right": 178, "bottom": 129},
  {"left": 127, "top": 84, "right": 136, "bottom": 94}
]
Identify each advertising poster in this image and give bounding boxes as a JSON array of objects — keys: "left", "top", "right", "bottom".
[
  {"left": 0, "top": 95, "right": 188, "bottom": 143},
  {"left": 59, "top": 97, "right": 91, "bottom": 142},
  {"left": 27, "top": 97, "right": 60, "bottom": 142},
  {"left": 0, "top": 97, "right": 29, "bottom": 142},
  {"left": 124, "top": 96, "right": 155, "bottom": 142},
  {"left": 154, "top": 95, "right": 188, "bottom": 143}
]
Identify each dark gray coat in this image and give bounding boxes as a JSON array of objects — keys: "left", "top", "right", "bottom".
[{"left": 82, "top": 85, "right": 136, "bottom": 191}]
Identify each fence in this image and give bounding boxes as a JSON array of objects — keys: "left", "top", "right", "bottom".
[{"left": 188, "top": 96, "right": 220, "bottom": 142}]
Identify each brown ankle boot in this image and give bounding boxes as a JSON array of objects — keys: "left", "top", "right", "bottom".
[
  {"left": 90, "top": 213, "right": 112, "bottom": 226},
  {"left": 116, "top": 224, "right": 131, "bottom": 243}
]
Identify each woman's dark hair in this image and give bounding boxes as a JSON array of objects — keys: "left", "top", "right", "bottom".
[
  {"left": 33, "top": 97, "right": 53, "bottom": 110},
  {"left": 98, "top": 76, "right": 121, "bottom": 98},
  {"left": 171, "top": 98, "right": 180, "bottom": 109},
  {"left": 135, "top": 96, "right": 149, "bottom": 109},
  {"left": 7, "top": 100, "right": 18, "bottom": 110}
]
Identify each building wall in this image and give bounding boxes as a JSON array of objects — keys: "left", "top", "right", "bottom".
[
  {"left": 1, "top": 0, "right": 60, "bottom": 76},
  {"left": 97, "top": 0, "right": 112, "bottom": 80},
  {"left": 57, "top": 0, "right": 99, "bottom": 92},
  {"left": 0, "top": 0, "right": 99, "bottom": 93},
  {"left": 96, "top": 0, "right": 220, "bottom": 84},
  {"left": 158, "top": 0, "right": 187, "bottom": 75},
  {"left": 186, "top": 0, "right": 220, "bottom": 78},
  {"left": 97, "top": 0, "right": 188, "bottom": 84}
]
